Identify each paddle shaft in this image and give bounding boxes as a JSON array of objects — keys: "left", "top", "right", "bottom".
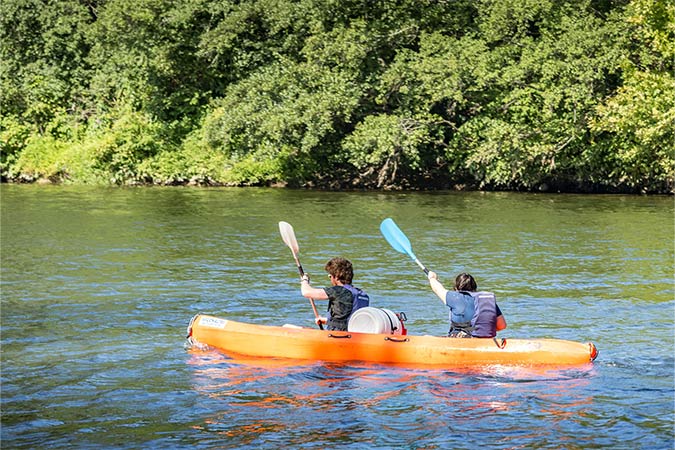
[
  {"left": 413, "top": 258, "right": 429, "bottom": 275},
  {"left": 294, "top": 263, "right": 322, "bottom": 326}
]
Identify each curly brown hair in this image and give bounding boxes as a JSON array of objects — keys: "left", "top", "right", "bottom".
[{"left": 324, "top": 257, "right": 353, "bottom": 284}]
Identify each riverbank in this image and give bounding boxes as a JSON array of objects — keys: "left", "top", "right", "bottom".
[
  {"left": 3, "top": 1, "right": 673, "bottom": 197},
  {"left": 3, "top": 176, "right": 672, "bottom": 195}
]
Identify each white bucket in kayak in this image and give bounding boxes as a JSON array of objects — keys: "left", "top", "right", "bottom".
[{"left": 348, "top": 307, "right": 403, "bottom": 335}]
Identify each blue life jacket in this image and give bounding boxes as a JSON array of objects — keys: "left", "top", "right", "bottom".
[
  {"left": 467, "top": 291, "right": 498, "bottom": 338},
  {"left": 342, "top": 284, "right": 370, "bottom": 313}
]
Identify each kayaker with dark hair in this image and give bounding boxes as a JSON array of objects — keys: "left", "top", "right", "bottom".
[
  {"left": 300, "top": 257, "right": 370, "bottom": 331},
  {"left": 427, "top": 271, "right": 507, "bottom": 338}
]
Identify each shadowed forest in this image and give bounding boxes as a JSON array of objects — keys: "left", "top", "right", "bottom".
[{"left": 1, "top": 0, "right": 673, "bottom": 192}]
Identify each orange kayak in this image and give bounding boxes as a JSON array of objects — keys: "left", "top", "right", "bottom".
[{"left": 187, "top": 314, "right": 598, "bottom": 367}]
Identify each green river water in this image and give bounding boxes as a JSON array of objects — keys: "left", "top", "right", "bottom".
[{"left": 1, "top": 185, "right": 673, "bottom": 448}]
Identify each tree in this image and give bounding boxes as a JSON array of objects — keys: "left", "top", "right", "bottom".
[
  {"left": 0, "top": 0, "right": 93, "bottom": 125},
  {"left": 588, "top": 0, "right": 675, "bottom": 192}
]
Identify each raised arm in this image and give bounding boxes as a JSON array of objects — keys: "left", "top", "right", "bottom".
[{"left": 427, "top": 271, "right": 449, "bottom": 305}]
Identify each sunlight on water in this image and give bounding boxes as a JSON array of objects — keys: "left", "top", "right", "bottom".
[{"left": 1, "top": 185, "right": 673, "bottom": 448}]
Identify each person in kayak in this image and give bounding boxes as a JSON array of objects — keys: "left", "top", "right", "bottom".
[
  {"left": 427, "top": 271, "right": 507, "bottom": 338},
  {"left": 300, "top": 257, "right": 370, "bottom": 331}
]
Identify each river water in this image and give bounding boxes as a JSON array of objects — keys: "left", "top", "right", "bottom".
[{"left": 1, "top": 185, "right": 673, "bottom": 448}]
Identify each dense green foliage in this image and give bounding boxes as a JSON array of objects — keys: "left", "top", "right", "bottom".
[{"left": 1, "top": 0, "right": 673, "bottom": 192}]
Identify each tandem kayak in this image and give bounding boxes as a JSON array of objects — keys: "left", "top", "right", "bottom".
[{"left": 186, "top": 314, "right": 598, "bottom": 367}]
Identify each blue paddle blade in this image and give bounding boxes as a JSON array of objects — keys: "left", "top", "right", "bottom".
[{"left": 380, "top": 218, "right": 417, "bottom": 260}]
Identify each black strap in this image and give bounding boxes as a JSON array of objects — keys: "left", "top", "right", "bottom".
[
  {"left": 450, "top": 320, "right": 474, "bottom": 333},
  {"left": 380, "top": 308, "right": 397, "bottom": 333}
]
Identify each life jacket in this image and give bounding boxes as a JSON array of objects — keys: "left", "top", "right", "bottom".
[
  {"left": 325, "top": 285, "right": 369, "bottom": 331},
  {"left": 469, "top": 291, "right": 498, "bottom": 337},
  {"left": 450, "top": 291, "right": 498, "bottom": 338},
  {"left": 342, "top": 284, "right": 370, "bottom": 313}
]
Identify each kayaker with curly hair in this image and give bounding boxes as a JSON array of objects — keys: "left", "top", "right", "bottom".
[
  {"left": 427, "top": 271, "right": 507, "bottom": 338},
  {"left": 300, "top": 257, "right": 370, "bottom": 331}
]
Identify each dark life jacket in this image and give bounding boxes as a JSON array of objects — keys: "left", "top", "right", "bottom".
[
  {"left": 325, "top": 284, "right": 369, "bottom": 331},
  {"left": 450, "top": 291, "right": 498, "bottom": 338}
]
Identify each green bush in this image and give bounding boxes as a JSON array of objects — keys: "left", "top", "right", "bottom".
[{"left": 2, "top": 0, "right": 673, "bottom": 192}]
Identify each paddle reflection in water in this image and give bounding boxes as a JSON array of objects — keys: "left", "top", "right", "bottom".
[{"left": 186, "top": 348, "right": 596, "bottom": 447}]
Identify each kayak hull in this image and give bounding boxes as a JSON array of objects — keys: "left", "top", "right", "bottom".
[{"left": 187, "top": 314, "right": 598, "bottom": 367}]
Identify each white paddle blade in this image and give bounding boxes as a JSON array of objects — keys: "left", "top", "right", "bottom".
[{"left": 278, "top": 221, "right": 300, "bottom": 254}]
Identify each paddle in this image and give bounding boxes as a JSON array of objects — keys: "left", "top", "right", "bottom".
[
  {"left": 278, "top": 221, "right": 323, "bottom": 330},
  {"left": 380, "top": 218, "right": 429, "bottom": 275}
]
